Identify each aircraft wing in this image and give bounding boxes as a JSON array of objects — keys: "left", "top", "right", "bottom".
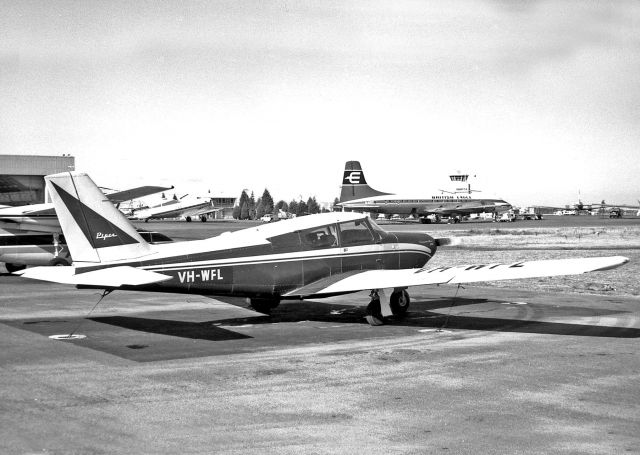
[
  {"left": 106, "top": 185, "right": 173, "bottom": 204},
  {"left": 19, "top": 266, "right": 172, "bottom": 288},
  {"left": 426, "top": 203, "right": 507, "bottom": 216},
  {"left": 285, "top": 256, "right": 629, "bottom": 297},
  {"left": 178, "top": 203, "right": 219, "bottom": 218}
]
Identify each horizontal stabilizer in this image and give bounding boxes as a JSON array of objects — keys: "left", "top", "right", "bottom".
[
  {"left": 19, "top": 266, "right": 172, "bottom": 288},
  {"left": 308, "top": 256, "right": 629, "bottom": 296}
]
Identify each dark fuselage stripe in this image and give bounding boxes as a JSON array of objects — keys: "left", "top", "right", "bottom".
[{"left": 142, "top": 249, "right": 430, "bottom": 272}]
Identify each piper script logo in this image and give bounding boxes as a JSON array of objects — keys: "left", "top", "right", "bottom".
[
  {"left": 96, "top": 232, "right": 117, "bottom": 241},
  {"left": 343, "top": 171, "right": 364, "bottom": 184}
]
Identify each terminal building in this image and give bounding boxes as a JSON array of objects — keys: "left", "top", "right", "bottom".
[{"left": 0, "top": 154, "right": 75, "bottom": 206}]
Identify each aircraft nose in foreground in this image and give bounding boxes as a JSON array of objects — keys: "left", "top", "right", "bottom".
[{"left": 392, "top": 231, "right": 438, "bottom": 253}]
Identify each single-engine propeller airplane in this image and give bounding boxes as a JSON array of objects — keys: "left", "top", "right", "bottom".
[{"left": 19, "top": 172, "right": 629, "bottom": 326}]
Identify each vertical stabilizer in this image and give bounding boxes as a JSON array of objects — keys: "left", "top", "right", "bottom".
[
  {"left": 46, "top": 172, "right": 152, "bottom": 264},
  {"left": 339, "top": 161, "right": 392, "bottom": 203}
]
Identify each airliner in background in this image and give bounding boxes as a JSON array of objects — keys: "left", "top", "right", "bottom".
[
  {"left": 129, "top": 192, "right": 226, "bottom": 222},
  {"left": 336, "top": 161, "right": 511, "bottom": 223}
]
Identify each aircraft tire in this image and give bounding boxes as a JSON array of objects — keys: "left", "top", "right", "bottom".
[
  {"left": 186, "top": 216, "right": 192, "bottom": 222},
  {"left": 365, "top": 298, "right": 385, "bottom": 326},
  {"left": 200, "top": 216, "right": 207, "bottom": 222},
  {"left": 390, "top": 289, "right": 410, "bottom": 316},
  {"left": 50, "top": 258, "right": 70, "bottom": 267},
  {"left": 4, "top": 263, "right": 26, "bottom": 273},
  {"left": 249, "top": 298, "right": 280, "bottom": 314}
]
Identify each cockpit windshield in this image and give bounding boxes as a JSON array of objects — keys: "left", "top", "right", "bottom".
[{"left": 367, "top": 217, "right": 385, "bottom": 236}]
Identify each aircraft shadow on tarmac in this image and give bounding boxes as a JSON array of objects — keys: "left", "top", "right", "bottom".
[
  {"left": 88, "top": 296, "right": 640, "bottom": 340},
  {"left": 89, "top": 316, "right": 252, "bottom": 342}
]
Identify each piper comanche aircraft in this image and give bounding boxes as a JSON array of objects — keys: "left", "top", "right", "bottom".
[{"left": 19, "top": 172, "right": 629, "bottom": 326}]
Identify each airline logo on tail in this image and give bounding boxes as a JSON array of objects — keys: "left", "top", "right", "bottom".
[
  {"left": 50, "top": 181, "right": 139, "bottom": 249},
  {"left": 343, "top": 171, "right": 366, "bottom": 185},
  {"left": 339, "top": 161, "right": 392, "bottom": 203}
]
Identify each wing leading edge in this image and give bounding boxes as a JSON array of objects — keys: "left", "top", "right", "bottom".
[{"left": 294, "top": 256, "right": 629, "bottom": 297}]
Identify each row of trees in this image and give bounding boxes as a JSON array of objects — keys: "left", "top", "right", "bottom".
[{"left": 232, "top": 189, "right": 328, "bottom": 220}]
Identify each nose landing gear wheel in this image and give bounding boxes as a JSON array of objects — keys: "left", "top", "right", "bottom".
[{"left": 390, "top": 289, "right": 410, "bottom": 316}]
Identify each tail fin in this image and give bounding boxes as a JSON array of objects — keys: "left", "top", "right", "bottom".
[
  {"left": 339, "top": 161, "right": 392, "bottom": 203},
  {"left": 46, "top": 172, "right": 152, "bottom": 264}
]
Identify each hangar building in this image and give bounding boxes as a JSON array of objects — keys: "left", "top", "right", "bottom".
[{"left": 0, "top": 154, "right": 75, "bottom": 206}]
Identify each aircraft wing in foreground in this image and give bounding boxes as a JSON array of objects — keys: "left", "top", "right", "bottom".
[{"left": 20, "top": 171, "right": 629, "bottom": 326}]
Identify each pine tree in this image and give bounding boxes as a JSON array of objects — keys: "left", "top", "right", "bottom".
[
  {"left": 307, "top": 196, "right": 320, "bottom": 214},
  {"left": 240, "top": 202, "right": 249, "bottom": 220},
  {"left": 256, "top": 199, "right": 265, "bottom": 218},
  {"left": 261, "top": 189, "right": 274, "bottom": 215},
  {"left": 238, "top": 190, "right": 249, "bottom": 211},
  {"left": 249, "top": 192, "right": 256, "bottom": 219},
  {"left": 232, "top": 205, "right": 241, "bottom": 219},
  {"left": 289, "top": 200, "right": 298, "bottom": 216},
  {"left": 298, "top": 199, "right": 308, "bottom": 216}
]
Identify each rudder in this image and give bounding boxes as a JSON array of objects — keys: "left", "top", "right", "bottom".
[{"left": 339, "top": 161, "right": 392, "bottom": 203}]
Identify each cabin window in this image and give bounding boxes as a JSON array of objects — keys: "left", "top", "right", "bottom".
[
  {"left": 299, "top": 225, "right": 338, "bottom": 250},
  {"left": 269, "top": 231, "right": 302, "bottom": 252},
  {"left": 338, "top": 219, "right": 375, "bottom": 246}
]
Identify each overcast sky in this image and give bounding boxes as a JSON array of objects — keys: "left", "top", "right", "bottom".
[{"left": 1, "top": 0, "right": 639, "bottom": 206}]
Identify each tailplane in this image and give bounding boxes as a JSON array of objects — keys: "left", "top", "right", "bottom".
[
  {"left": 46, "top": 172, "right": 153, "bottom": 265},
  {"left": 339, "top": 161, "right": 392, "bottom": 203}
]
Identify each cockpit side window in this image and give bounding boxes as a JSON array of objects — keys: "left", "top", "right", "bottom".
[
  {"left": 338, "top": 219, "right": 375, "bottom": 246},
  {"left": 268, "top": 231, "right": 301, "bottom": 253},
  {"left": 299, "top": 224, "right": 338, "bottom": 250}
]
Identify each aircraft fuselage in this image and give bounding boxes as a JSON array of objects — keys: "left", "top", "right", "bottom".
[
  {"left": 340, "top": 196, "right": 511, "bottom": 217},
  {"left": 81, "top": 220, "right": 436, "bottom": 299}
]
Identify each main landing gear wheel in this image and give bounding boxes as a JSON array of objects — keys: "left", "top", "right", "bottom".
[
  {"left": 249, "top": 298, "right": 280, "bottom": 315},
  {"left": 365, "top": 290, "right": 385, "bottom": 326},
  {"left": 4, "top": 263, "right": 26, "bottom": 273},
  {"left": 185, "top": 216, "right": 192, "bottom": 222},
  {"left": 390, "top": 289, "right": 410, "bottom": 316},
  {"left": 49, "top": 258, "right": 70, "bottom": 267}
]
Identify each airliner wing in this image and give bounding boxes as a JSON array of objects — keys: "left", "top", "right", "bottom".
[
  {"left": 426, "top": 203, "right": 507, "bottom": 216},
  {"left": 288, "top": 256, "right": 629, "bottom": 297},
  {"left": 19, "top": 266, "right": 172, "bottom": 288},
  {"left": 106, "top": 185, "right": 173, "bottom": 203},
  {"left": 181, "top": 205, "right": 219, "bottom": 218}
]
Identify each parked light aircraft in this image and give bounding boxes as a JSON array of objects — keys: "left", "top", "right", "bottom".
[
  {"left": 337, "top": 161, "right": 512, "bottom": 223},
  {"left": 130, "top": 193, "right": 222, "bottom": 222},
  {"left": 535, "top": 198, "right": 640, "bottom": 218},
  {"left": 19, "top": 172, "right": 628, "bottom": 326},
  {"left": 0, "top": 185, "right": 171, "bottom": 272},
  {"left": 0, "top": 229, "right": 172, "bottom": 273},
  {"left": 0, "top": 185, "right": 171, "bottom": 233}
]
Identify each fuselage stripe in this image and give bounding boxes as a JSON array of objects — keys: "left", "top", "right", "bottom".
[{"left": 139, "top": 248, "right": 431, "bottom": 273}]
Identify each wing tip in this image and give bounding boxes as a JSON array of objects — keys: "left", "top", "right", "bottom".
[{"left": 589, "top": 256, "right": 629, "bottom": 272}]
